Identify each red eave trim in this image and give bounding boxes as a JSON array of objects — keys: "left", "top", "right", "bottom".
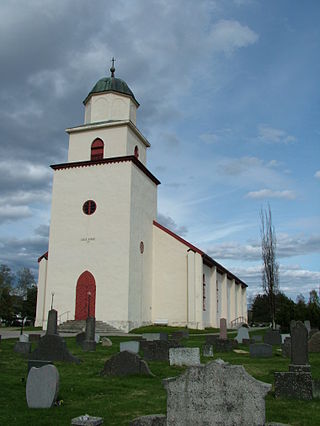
[
  {"left": 50, "top": 156, "right": 160, "bottom": 186},
  {"left": 153, "top": 220, "right": 204, "bottom": 255},
  {"left": 153, "top": 221, "right": 247, "bottom": 288},
  {"left": 38, "top": 251, "right": 48, "bottom": 263}
]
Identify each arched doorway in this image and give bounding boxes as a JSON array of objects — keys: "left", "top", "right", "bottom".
[{"left": 75, "top": 271, "right": 96, "bottom": 320}]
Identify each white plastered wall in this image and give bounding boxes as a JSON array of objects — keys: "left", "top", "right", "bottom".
[
  {"left": 35, "top": 258, "right": 48, "bottom": 327},
  {"left": 67, "top": 125, "right": 147, "bottom": 166},
  {"left": 187, "top": 250, "right": 204, "bottom": 329},
  {"left": 42, "top": 162, "right": 134, "bottom": 331},
  {"left": 242, "top": 287, "right": 248, "bottom": 321},
  {"left": 202, "top": 264, "right": 212, "bottom": 327},
  {"left": 220, "top": 273, "right": 228, "bottom": 323}
]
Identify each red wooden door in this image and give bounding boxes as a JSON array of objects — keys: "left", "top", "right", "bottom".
[{"left": 75, "top": 271, "right": 96, "bottom": 320}]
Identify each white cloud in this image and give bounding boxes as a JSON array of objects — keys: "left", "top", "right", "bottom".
[
  {"left": 0, "top": 206, "right": 32, "bottom": 223},
  {"left": 246, "top": 189, "right": 296, "bottom": 200},
  {"left": 209, "top": 20, "right": 259, "bottom": 54},
  {"left": 258, "top": 125, "right": 296, "bottom": 144},
  {"left": 157, "top": 213, "right": 188, "bottom": 237},
  {"left": 315, "top": 170, "right": 320, "bottom": 179}
]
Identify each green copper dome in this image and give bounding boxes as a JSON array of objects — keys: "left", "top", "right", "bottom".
[{"left": 83, "top": 76, "right": 139, "bottom": 105}]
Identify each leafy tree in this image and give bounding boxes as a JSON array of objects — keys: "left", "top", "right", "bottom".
[
  {"left": 275, "top": 292, "right": 295, "bottom": 331},
  {"left": 16, "top": 268, "right": 36, "bottom": 299},
  {"left": 260, "top": 205, "right": 279, "bottom": 329},
  {"left": 0, "top": 265, "right": 14, "bottom": 322},
  {"left": 22, "top": 286, "right": 37, "bottom": 321},
  {"left": 307, "top": 289, "right": 320, "bottom": 328},
  {"left": 251, "top": 294, "right": 271, "bottom": 324},
  {"left": 295, "top": 293, "right": 307, "bottom": 321}
]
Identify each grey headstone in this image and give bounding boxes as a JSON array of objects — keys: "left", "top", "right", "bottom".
[
  {"left": 28, "top": 360, "right": 53, "bottom": 373},
  {"left": 29, "top": 334, "right": 80, "bottom": 363},
  {"left": 26, "top": 364, "right": 59, "bottom": 408},
  {"left": 202, "top": 344, "right": 213, "bottom": 357},
  {"left": 142, "top": 340, "right": 179, "bottom": 361},
  {"left": 211, "top": 338, "right": 237, "bottom": 352},
  {"left": 235, "top": 326, "right": 249, "bottom": 343},
  {"left": 120, "top": 341, "right": 140, "bottom": 354},
  {"left": 82, "top": 340, "right": 96, "bottom": 351},
  {"left": 28, "top": 334, "right": 41, "bottom": 342},
  {"left": 14, "top": 341, "right": 32, "bottom": 356},
  {"left": 85, "top": 317, "right": 95, "bottom": 341},
  {"left": 289, "top": 320, "right": 309, "bottom": 369},
  {"left": 46, "top": 309, "right": 58, "bottom": 335},
  {"left": 76, "top": 332, "right": 86, "bottom": 346},
  {"left": 101, "top": 337, "right": 112, "bottom": 347},
  {"left": 253, "top": 334, "right": 263, "bottom": 343},
  {"left": 19, "top": 333, "right": 29, "bottom": 343},
  {"left": 263, "top": 329, "right": 281, "bottom": 345},
  {"left": 142, "top": 333, "right": 168, "bottom": 342},
  {"left": 95, "top": 333, "right": 100, "bottom": 344},
  {"left": 71, "top": 415, "right": 104, "bottom": 425},
  {"left": 281, "top": 337, "right": 291, "bottom": 358},
  {"left": 219, "top": 318, "right": 227, "bottom": 340},
  {"left": 304, "top": 320, "right": 311, "bottom": 334},
  {"left": 274, "top": 372, "right": 313, "bottom": 400},
  {"left": 281, "top": 334, "right": 290, "bottom": 343},
  {"left": 100, "top": 351, "right": 153, "bottom": 377},
  {"left": 249, "top": 343, "right": 272, "bottom": 358},
  {"left": 308, "top": 331, "right": 320, "bottom": 352},
  {"left": 164, "top": 359, "right": 271, "bottom": 425},
  {"left": 130, "top": 414, "right": 166, "bottom": 425},
  {"left": 169, "top": 347, "right": 200, "bottom": 366}
]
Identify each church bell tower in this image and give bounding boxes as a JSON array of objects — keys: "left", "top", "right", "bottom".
[{"left": 35, "top": 61, "right": 159, "bottom": 332}]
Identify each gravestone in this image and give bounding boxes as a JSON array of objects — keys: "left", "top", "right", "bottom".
[
  {"left": 242, "top": 338, "right": 255, "bottom": 345},
  {"left": 82, "top": 317, "right": 96, "bottom": 352},
  {"left": 281, "top": 337, "right": 291, "bottom": 358},
  {"left": 14, "top": 341, "right": 32, "bottom": 356},
  {"left": 172, "top": 330, "right": 189, "bottom": 341},
  {"left": 235, "top": 326, "right": 249, "bottom": 343},
  {"left": 308, "top": 331, "right": 320, "bottom": 352},
  {"left": 120, "top": 341, "right": 140, "bottom": 354},
  {"left": 263, "top": 329, "right": 281, "bottom": 345},
  {"left": 100, "top": 351, "right": 153, "bottom": 377},
  {"left": 309, "top": 328, "right": 319, "bottom": 339},
  {"left": 202, "top": 344, "right": 213, "bottom": 357},
  {"left": 253, "top": 334, "right": 263, "bottom": 343},
  {"left": 281, "top": 334, "right": 290, "bottom": 343},
  {"left": 169, "top": 347, "right": 200, "bottom": 366},
  {"left": 95, "top": 333, "right": 100, "bottom": 344},
  {"left": 304, "top": 320, "right": 311, "bottom": 334},
  {"left": 76, "top": 331, "right": 86, "bottom": 346},
  {"left": 212, "top": 338, "right": 237, "bottom": 352},
  {"left": 28, "top": 360, "right": 53, "bottom": 373},
  {"left": 29, "top": 334, "right": 41, "bottom": 342},
  {"left": 274, "top": 372, "right": 313, "bottom": 400},
  {"left": 101, "top": 337, "right": 112, "bottom": 347},
  {"left": 205, "top": 335, "right": 218, "bottom": 345},
  {"left": 142, "top": 333, "right": 168, "bottom": 342},
  {"left": 29, "top": 334, "right": 80, "bottom": 363},
  {"left": 19, "top": 333, "right": 29, "bottom": 343},
  {"left": 26, "top": 364, "right": 59, "bottom": 408},
  {"left": 219, "top": 318, "right": 227, "bottom": 340},
  {"left": 249, "top": 343, "right": 272, "bottom": 358},
  {"left": 289, "top": 320, "right": 309, "bottom": 371},
  {"left": 130, "top": 414, "right": 166, "bottom": 425},
  {"left": 164, "top": 359, "right": 271, "bottom": 425},
  {"left": 142, "top": 340, "right": 179, "bottom": 362},
  {"left": 71, "top": 415, "right": 103, "bottom": 425},
  {"left": 46, "top": 309, "right": 58, "bottom": 335}
]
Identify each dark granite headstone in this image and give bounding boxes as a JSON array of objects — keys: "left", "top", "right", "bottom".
[
  {"left": 81, "top": 317, "right": 96, "bottom": 352},
  {"left": 28, "top": 334, "right": 41, "bottom": 342},
  {"left": 212, "top": 338, "right": 237, "bottom": 352},
  {"left": 76, "top": 332, "right": 86, "bottom": 346},
  {"left": 46, "top": 309, "right": 58, "bottom": 335},
  {"left": 100, "top": 351, "right": 153, "bottom": 377},
  {"left": 253, "top": 335, "right": 263, "bottom": 343},
  {"left": 172, "top": 330, "right": 189, "bottom": 341},
  {"left": 242, "top": 338, "right": 255, "bottom": 345},
  {"left": 28, "top": 360, "right": 53, "bottom": 373},
  {"left": 274, "top": 372, "right": 313, "bottom": 400},
  {"left": 29, "top": 334, "right": 80, "bottom": 363},
  {"left": 142, "top": 340, "right": 180, "bottom": 361},
  {"left": 289, "top": 320, "right": 309, "bottom": 371},
  {"left": 308, "top": 331, "right": 320, "bottom": 352},
  {"left": 249, "top": 343, "right": 272, "bottom": 358},
  {"left": 281, "top": 337, "right": 291, "bottom": 358},
  {"left": 130, "top": 414, "right": 167, "bottom": 425},
  {"left": 205, "top": 335, "right": 218, "bottom": 345},
  {"left": 263, "top": 330, "right": 281, "bottom": 346},
  {"left": 14, "top": 341, "right": 32, "bottom": 356}
]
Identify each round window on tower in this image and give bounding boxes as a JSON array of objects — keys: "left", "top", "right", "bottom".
[{"left": 83, "top": 200, "right": 97, "bottom": 215}]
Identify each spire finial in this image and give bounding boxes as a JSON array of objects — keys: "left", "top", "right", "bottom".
[{"left": 110, "top": 57, "right": 115, "bottom": 77}]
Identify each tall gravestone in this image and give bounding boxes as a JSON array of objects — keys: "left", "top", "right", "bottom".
[
  {"left": 164, "top": 359, "right": 271, "bottom": 425},
  {"left": 82, "top": 316, "right": 96, "bottom": 352},
  {"left": 46, "top": 309, "right": 58, "bottom": 335},
  {"left": 219, "top": 318, "right": 227, "bottom": 340},
  {"left": 289, "top": 320, "right": 310, "bottom": 372}
]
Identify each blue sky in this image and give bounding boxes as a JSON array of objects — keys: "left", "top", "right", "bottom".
[{"left": 0, "top": 0, "right": 319, "bottom": 300}]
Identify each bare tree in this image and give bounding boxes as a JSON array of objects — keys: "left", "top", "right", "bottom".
[{"left": 260, "top": 204, "right": 279, "bottom": 329}]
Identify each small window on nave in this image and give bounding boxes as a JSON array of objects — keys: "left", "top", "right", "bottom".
[
  {"left": 91, "top": 138, "right": 104, "bottom": 161},
  {"left": 134, "top": 145, "right": 139, "bottom": 159}
]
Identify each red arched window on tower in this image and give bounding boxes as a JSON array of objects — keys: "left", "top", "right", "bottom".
[
  {"left": 134, "top": 145, "right": 139, "bottom": 159},
  {"left": 91, "top": 138, "right": 104, "bottom": 161}
]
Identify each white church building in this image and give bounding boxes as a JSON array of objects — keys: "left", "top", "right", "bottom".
[{"left": 35, "top": 64, "right": 247, "bottom": 332}]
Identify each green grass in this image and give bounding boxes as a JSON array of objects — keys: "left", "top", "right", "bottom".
[
  {"left": 130, "top": 325, "right": 220, "bottom": 334},
  {"left": 0, "top": 333, "right": 319, "bottom": 425}
]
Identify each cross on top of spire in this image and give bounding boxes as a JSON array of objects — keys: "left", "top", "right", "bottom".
[{"left": 110, "top": 57, "right": 115, "bottom": 77}]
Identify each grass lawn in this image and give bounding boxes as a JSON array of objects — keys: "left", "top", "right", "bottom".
[{"left": 0, "top": 331, "right": 319, "bottom": 425}]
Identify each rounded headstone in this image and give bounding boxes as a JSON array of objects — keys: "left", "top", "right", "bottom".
[{"left": 26, "top": 364, "right": 59, "bottom": 408}]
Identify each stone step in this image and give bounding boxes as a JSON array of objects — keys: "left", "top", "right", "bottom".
[{"left": 58, "top": 319, "right": 125, "bottom": 334}]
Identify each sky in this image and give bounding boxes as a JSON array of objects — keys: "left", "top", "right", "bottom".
[{"left": 0, "top": 0, "right": 319, "bottom": 301}]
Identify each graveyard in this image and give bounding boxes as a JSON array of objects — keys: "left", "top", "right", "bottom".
[{"left": 1, "top": 324, "right": 320, "bottom": 425}]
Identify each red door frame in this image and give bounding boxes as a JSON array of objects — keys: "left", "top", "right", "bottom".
[{"left": 75, "top": 271, "right": 96, "bottom": 320}]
